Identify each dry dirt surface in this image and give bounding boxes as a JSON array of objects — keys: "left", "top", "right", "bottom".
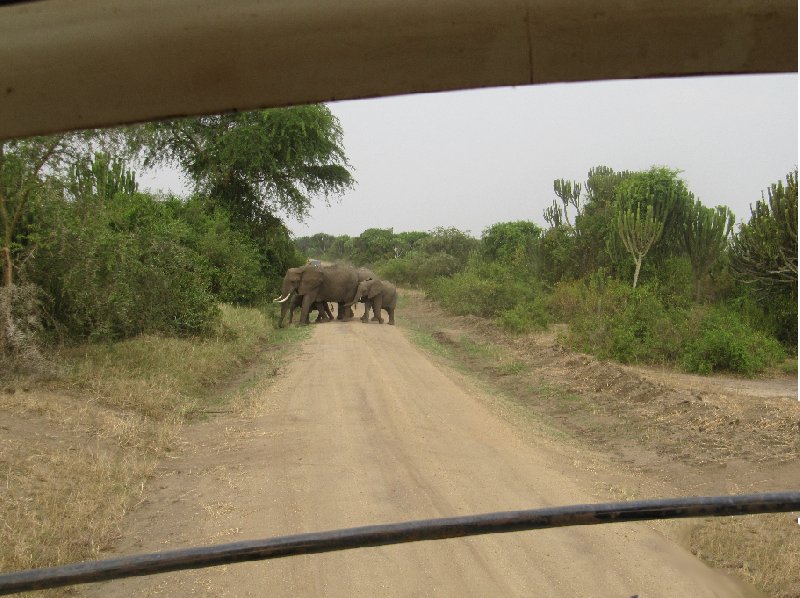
[{"left": 82, "top": 317, "right": 769, "bottom": 597}]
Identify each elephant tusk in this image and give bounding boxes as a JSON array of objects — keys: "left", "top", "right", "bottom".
[{"left": 273, "top": 293, "right": 291, "bottom": 303}]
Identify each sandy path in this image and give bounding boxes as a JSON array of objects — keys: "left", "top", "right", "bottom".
[{"left": 85, "top": 322, "right": 751, "bottom": 597}]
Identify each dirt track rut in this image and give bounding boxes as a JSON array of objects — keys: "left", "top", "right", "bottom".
[{"left": 85, "top": 321, "right": 754, "bottom": 597}]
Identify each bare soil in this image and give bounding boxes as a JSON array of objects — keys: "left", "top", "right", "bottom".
[{"left": 77, "top": 293, "right": 798, "bottom": 597}]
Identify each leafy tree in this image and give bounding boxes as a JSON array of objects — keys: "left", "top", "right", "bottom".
[
  {"left": 125, "top": 106, "right": 354, "bottom": 225},
  {"left": 295, "top": 232, "right": 337, "bottom": 258},
  {"left": 682, "top": 201, "right": 734, "bottom": 300},
  {"left": 394, "top": 231, "right": 430, "bottom": 258},
  {"left": 354, "top": 228, "right": 396, "bottom": 263},
  {"left": 0, "top": 133, "right": 102, "bottom": 287},
  {"left": 481, "top": 221, "right": 542, "bottom": 265},
  {"left": 417, "top": 227, "right": 478, "bottom": 264},
  {"left": 126, "top": 106, "right": 352, "bottom": 286}
]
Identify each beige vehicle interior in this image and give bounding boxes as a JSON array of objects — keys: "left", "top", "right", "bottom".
[{"left": 0, "top": 0, "right": 796, "bottom": 141}]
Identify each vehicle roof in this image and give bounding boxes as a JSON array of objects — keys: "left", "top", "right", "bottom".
[{"left": 1, "top": 0, "right": 796, "bottom": 140}]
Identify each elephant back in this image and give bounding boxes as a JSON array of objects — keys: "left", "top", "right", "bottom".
[{"left": 318, "top": 265, "right": 358, "bottom": 301}]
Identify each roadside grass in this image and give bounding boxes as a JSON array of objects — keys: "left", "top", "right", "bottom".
[
  {"left": 691, "top": 514, "right": 800, "bottom": 598},
  {"left": 401, "top": 289, "right": 799, "bottom": 598},
  {"left": 0, "top": 304, "right": 302, "bottom": 589}
]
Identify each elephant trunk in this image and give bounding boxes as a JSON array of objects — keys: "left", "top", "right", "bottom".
[{"left": 345, "top": 287, "right": 362, "bottom": 307}]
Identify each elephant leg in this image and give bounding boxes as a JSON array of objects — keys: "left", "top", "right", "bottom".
[
  {"left": 339, "top": 302, "right": 353, "bottom": 322},
  {"left": 361, "top": 300, "right": 371, "bottom": 322},
  {"left": 323, "top": 302, "right": 334, "bottom": 321},
  {"left": 372, "top": 296, "right": 384, "bottom": 323},
  {"left": 299, "top": 294, "right": 315, "bottom": 325},
  {"left": 387, "top": 306, "right": 395, "bottom": 325}
]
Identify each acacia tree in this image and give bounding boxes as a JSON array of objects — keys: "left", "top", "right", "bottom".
[
  {"left": 126, "top": 106, "right": 354, "bottom": 224},
  {"left": 682, "top": 201, "right": 734, "bottom": 300}
]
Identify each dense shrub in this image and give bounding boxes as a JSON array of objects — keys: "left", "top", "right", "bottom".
[
  {"left": 427, "top": 259, "right": 549, "bottom": 326},
  {"left": 681, "top": 306, "right": 785, "bottom": 376},
  {"left": 168, "top": 198, "right": 266, "bottom": 303},
  {"left": 496, "top": 300, "right": 550, "bottom": 333},
  {"left": 562, "top": 276, "right": 685, "bottom": 364},
  {"left": 27, "top": 193, "right": 220, "bottom": 340}
]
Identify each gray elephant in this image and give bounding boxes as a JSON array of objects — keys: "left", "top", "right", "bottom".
[
  {"left": 277, "top": 291, "right": 333, "bottom": 327},
  {"left": 347, "top": 278, "right": 397, "bottom": 325},
  {"left": 350, "top": 267, "right": 376, "bottom": 317},
  {"left": 274, "top": 264, "right": 359, "bottom": 325}
]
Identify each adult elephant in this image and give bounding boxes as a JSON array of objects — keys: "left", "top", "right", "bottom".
[
  {"left": 274, "top": 264, "right": 359, "bottom": 325},
  {"left": 346, "top": 278, "right": 397, "bottom": 325}
]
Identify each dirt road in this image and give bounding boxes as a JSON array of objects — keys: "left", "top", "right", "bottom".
[{"left": 86, "top": 321, "right": 755, "bottom": 597}]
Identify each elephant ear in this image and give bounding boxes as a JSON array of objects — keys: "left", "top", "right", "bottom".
[
  {"left": 367, "top": 281, "right": 383, "bottom": 299},
  {"left": 299, "top": 268, "right": 324, "bottom": 295}
]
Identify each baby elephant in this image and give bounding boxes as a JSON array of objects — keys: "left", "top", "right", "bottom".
[{"left": 346, "top": 278, "right": 397, "bottom": 325}]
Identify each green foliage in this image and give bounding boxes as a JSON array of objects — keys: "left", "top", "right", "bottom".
[
  {"left": 377, "top": 252, "right": 460, "bottom": 287},
  {"left": 549, "top": 179, "right": 582, "bottom": 228},
  {"left": 69, "top": 151, "right": 138, "bottom": 201},
  {"left": 729, "top": 169, "right": 797, "bottom": 347},
  {"left": 417, "top": 227, "right": 479, "bottom": 264},
  {"left": 126, "top": 106, "right": 354, "bottom": 224},
  {"left": 481, "top": 221, "right": 542, "bottom": 265},
  {"left": 27, "top": 193, "right": 221, "bottom": 340},
  {"left": 166, "top": 198, "right": 266, "bottom": 303},
  {"left": 681, "top": 306, "right": 785, "bottom": 376},
  {"left": 562, "top": 276, "right": 685, "bottom": 364},
  {"left": 496, "top": 301, "right": 550, "bottom": 333},
  {"left": 615, "top": 167, "right": 692, "bottom": 287},
  {"left": 427, "top": 259, "right": 547, "bottom": 324},
  {"left": 682, "top": 200, "right": 734, "bottom": 300},
  {"left": 616, "top": 202, "right": 665, "bottom": 287},
  {"left": 353, "top": 228, "right": 396, "bottom": 263},
  {"left": 1, "top": 132, "right": 109, "bottom": 286}
]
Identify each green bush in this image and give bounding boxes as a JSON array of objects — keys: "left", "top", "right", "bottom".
[
  {"left": 27, "top": 193, "right": 220, "bottom": 340},
  {"left": 168, "top": 198, "right": 265, "bottom": 304},
  {"left": 496, "top": 301, "right": 550, "bottom": 333},
  {"left": 562, "top": 276, "right": 685, "bottom": 364},
  {"left": 681, "top": 306, "right": 785, "bottom": 376}
]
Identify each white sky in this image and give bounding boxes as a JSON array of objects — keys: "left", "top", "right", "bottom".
[{"left": 140, "top": 73, "right": 798, "bottom": 239}]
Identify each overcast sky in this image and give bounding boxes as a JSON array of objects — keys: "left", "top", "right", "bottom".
[{"left": 140, "top": 73, "right": 798, "bottom": 239}]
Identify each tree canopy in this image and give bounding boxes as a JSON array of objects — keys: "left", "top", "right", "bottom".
[{"left": 126, "top": 106, "right": 354, "bottom": 225}]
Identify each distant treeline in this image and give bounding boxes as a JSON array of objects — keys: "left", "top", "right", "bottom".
[{"left": 296, "top": 166, "right": 797, "bottom": 376}]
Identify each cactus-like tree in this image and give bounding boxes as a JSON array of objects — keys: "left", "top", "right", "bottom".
[
  {"left": 614, "top": 167, "right": 685, "bottom": 288},
  {"left": 731, "top": 168, "right": 798, "bottom": 292},
  {"left": 683, "top": 201, "right": 735, "bottom": 300},
  {"left": 616, "top": 203, "right": 665, "bottom": 288}
]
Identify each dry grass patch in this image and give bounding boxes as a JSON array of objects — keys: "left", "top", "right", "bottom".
[
  {"left": 0, "top": 304, "right": 295, "bottom": 589},
  {"left": 691, "top": 514, "right": 800, "bottom": 598}
]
